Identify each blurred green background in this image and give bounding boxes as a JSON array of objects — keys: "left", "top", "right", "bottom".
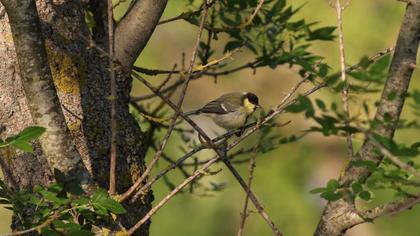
[{"left": 1, "top": 1, "right": 420, "bottom": 235}]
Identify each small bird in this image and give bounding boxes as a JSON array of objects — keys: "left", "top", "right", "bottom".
[{"left": 185, "top": 92, "right": 260, "bottom": 134}]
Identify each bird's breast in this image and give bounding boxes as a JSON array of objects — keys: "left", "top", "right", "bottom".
[{"left": 209, "top": 109, "right": 247, "bottom": 130}]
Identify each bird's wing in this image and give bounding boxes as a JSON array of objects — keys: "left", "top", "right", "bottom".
[{"left": 199, "top": 93, "right": 241, "bottom": 114}]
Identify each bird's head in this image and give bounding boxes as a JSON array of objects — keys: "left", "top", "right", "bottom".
[{"left": 242, "top": 92, "right": 260, "bottom": 114}]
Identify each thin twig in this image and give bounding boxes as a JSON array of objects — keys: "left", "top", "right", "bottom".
[
  {"left": 361, "top": 193, "right": 420, "bottom": 220},
  {"left": 240, "top": 0, "right": 265, "bottom": 28},
  {"left": 118, "top": 3, "right": 208, "bottom": 202},
  {"left": 0, "top": 212, "right": 60, "bottom": 236},
  {"left": 367, "top": 134, "right": 420, "bottom": 178},
  {"left": 127, "top": 47, "right": 393, "bottom": 203},
  {"left": 193, "top": 47, "right": 241, "bottom": 72},
  {"left": 132, "top": 72, "right": 310, "bottom": 236},
  {"left": 335, "top": 0, "right": 353, "bottom": 158},
  {"left": 108, "top": 0, "right": 118, "bottom": 195},
  {"left": 237, "top": 146, "right": 258, "bottom": 236},
  {"left": 126, "top": 149, "right": 221, "bottom": 235},
  {"left": 158, "top": 0, "right": 217, "bottom": 25}
]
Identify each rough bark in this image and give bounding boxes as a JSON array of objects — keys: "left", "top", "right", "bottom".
[
  {"left": 0, "top": 0, "right": 93, "bottom": 188},
  {"left": 115, "top": 0, "right": 168, "bottom": 70},
  {"left": 0, "top": 0, "right": 162, "bottom": 234},
  {"left": 315, "top": 1, "right": 420, "bottom": 235}
]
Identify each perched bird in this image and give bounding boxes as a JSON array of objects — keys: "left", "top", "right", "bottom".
[{"left": 185, "top": 92, "right": 260, "bottom": 134}]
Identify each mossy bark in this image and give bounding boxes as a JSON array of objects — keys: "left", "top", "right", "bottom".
[{"left": 0, "top": 1, "right": 153, "bottom": 234}]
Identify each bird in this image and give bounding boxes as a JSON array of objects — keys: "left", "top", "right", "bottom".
[{"left": 185, "top": 92, "right": 260, "bottom": 135}]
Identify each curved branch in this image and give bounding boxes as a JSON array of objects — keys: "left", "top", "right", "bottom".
[{"left": 114, "top": 0, "right": 168, "bottom": 70}]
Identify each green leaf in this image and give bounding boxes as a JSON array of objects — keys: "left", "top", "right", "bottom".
[
  {"left": 100, "top": 198, "right": 126, "bottom": 214},
  {"left": 351, "top": 182, "right": 363, "bottom": 194},
  {"left": 318, "top": 63, "right": 329, "bottom": 78},
  {"left": 369, "top": 54, "right": 390, "bottom": 74},
  {"left": 16, "top": 126, "right": 46, "bottom": 141},
  {"left": 268, "top": 0, "right": 286, "bottom": 19},
  {"left": 315, "top": 99, "right": 326, "bottom": 111},
  {"left": 320, "top": 191, "right": 342, "bottom": 201},
  {"left": 11, "top": 140, "right": 33, "bottom": 152},
  {"left": 92, "top": 189, "right": 108, "bottom": 204},
  {"left": 224, "top": 41, "right": 242, "bottom": 53},
  {"left": 326, "top": 179, "right": 339, "bottom": 191},
  {"left": 412, "top": 90, "right": 420, "bottom": 105},
  {"left": 308, "top": 26, "right": 336, "bottom": 41},
  {"left": 351, "top": 160, "right": 377, "bottom": 171},
  {"left": 358, "top": 56, "right": 371, "bottom": 69},
  {"left": 359, "top": 191, "right": 371, "bottom": 201},
  {"left": 92, "top": 188, "right": 126, "bottom": 214}
]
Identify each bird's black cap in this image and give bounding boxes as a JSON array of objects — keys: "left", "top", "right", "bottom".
[{"left": 243, "top": 92, "right": 259, "bottom": 106}]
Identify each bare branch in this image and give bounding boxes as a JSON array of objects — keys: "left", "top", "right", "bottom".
[
  {"left": 114, "top": 0, "right": 168, "bottom": 70},
  {"left": 0, "top": 212, "right": 60, "bottom": 236},
  {"left": 367, "top": 133, "right": 420, "bottom": 178},
  {"left": 108, "top": 0, "right": 118, "bottom": 195},
  {"left": 335, "top": 0, "right": 353, "bottom": 157},
  {"left": 126, "top": 150, "right": 222, "bottom": 235},
  {"left": 362, "top": 194, "right": 420, "bottom": 219},
  {"left": 237, "top": 146, "right": 258, "bottom": 236}
]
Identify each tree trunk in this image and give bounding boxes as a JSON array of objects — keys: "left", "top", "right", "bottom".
[{"left": 0, "top": 1, "right": 151, "bottom": 234}]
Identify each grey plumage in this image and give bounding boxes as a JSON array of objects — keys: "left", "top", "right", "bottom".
[{"left": 185, "top": 92, "right": 259, "bottom": 130}]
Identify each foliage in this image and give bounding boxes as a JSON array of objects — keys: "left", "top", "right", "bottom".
[
  {"left": 0, "top": 179, "right": 126, "bottom": 236},
  {"left": 0, "top": 127, "right": 127, "bottom": 235},
  {"left": 0, "top": 126, "right": 46, "bottom": 152}
]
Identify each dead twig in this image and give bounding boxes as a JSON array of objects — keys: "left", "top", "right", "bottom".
[
  {"left": 335, "top": 0, "right": 353, "bottom": 158},
  {"left": 237, "top": 145, "right": 258, "bottom": 236}
]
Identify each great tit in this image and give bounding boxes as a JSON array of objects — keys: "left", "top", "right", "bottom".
[{"left": 185, "top": 92, "right": 260, "bottom": 133}]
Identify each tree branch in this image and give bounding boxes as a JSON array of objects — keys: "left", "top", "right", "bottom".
[
  {"left": 237, "top": 146, "right": 258, "bottom": 236},
  {"left": 108, "top": 0, "right": 118, "bottom": 195},
  {"left": 118, "top": 4, "right": 208, "bottom": 202},
  {"left": 0, "top": 0, "right": 93, "bottom": 189},
  {"left": 114, "top": 0, "right": 168, "bottom": 70},
  {"left": 335, "top": 0, "right": 353, "bottom": 158},
  {"left": 315, "top": 1, "right": 420, "bottom": 235}
]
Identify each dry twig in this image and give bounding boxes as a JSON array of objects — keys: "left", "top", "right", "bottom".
[
  {"left": 335, "top": 0, "right": 353, "bottom": 158},
  {"left": 237, "top": 146, "right": 258, "bottom": 236},
  {"left": 108, "top": 0, "right": 118, "bottom": 195}
]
